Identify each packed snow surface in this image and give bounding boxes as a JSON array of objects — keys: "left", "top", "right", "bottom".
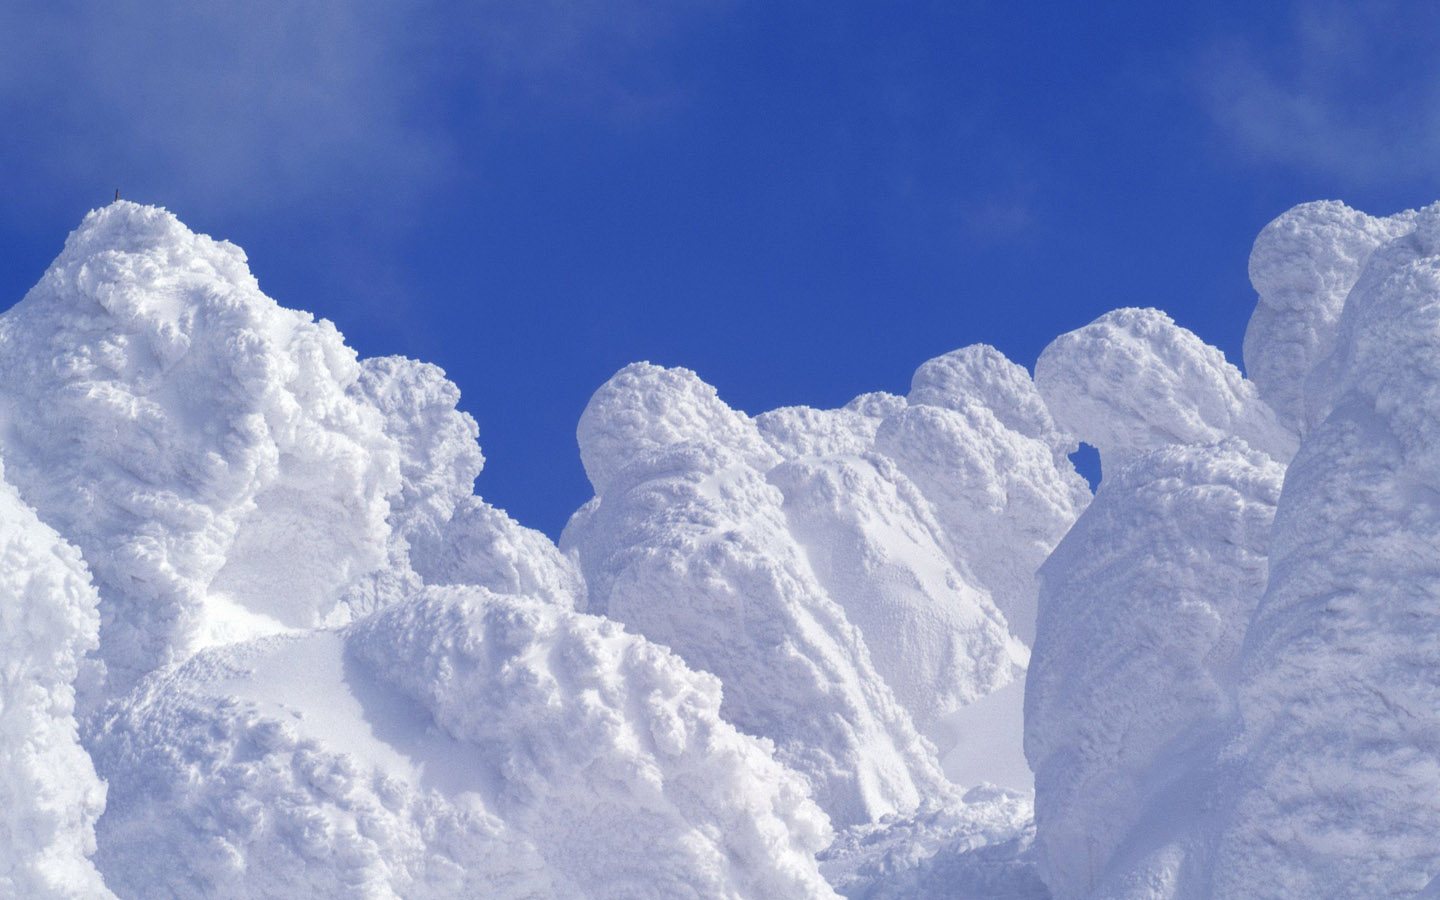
[{"left": 3, "top": 197, "right": 1438, "bottom": 898}]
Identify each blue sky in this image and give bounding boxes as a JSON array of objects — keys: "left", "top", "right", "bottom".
[{"left": 3, "top": 0, "right": 1439, "bottom": 536}]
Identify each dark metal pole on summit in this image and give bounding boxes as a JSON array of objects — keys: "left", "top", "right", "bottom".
[{"left": 115, "top": 189, "right": 119, "bottom": 202}]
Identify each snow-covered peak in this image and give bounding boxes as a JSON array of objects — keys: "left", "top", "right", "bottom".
[{"left": 0, "top": 202, "right": 411, "bottom": 703}]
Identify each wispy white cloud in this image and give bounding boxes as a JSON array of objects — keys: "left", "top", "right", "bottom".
[
  {"left": 0, "top": 0, "right": 723, "bottom": 221},
  {"left": 0, "top": 0, "right": 445, "bottom": 217},
  {"left": 1199, "top": 0, "right": 1440, "bottom": 184}
]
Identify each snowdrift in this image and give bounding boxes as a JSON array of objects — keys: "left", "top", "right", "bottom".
[{"left": 2, "top": 197, "right": 1437, "bottom": 898}]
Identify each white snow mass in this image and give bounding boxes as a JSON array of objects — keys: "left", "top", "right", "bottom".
[{"left": 1, "top": 197, "right": 1437, "bottom": 898}]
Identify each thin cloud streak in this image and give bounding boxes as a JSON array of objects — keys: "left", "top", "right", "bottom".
[
  {"left": 0, "top": 0, "right": 446, "bottom": 218},
  {"left": 0, "top": 0, "right": 725, "bottom": 222},
  {"left": 1199, "top": 0, "right": 1440, "bottom": 186}
]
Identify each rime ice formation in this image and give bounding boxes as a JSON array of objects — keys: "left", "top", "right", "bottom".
[
  {"left": 0, "top": 470, "right": 113, "bottom": 899},
  {"left": 0, "top": 203, "right": 404, "bottom": 705},
  {"left": 1243, "top": 201, "right": 1415, "bottom": 433},
  {"left": 1210, "top": 205, "right": 1440, "bottom": 898},
  {"left": 1035, "top": 308, "right": 1297, "bottom": 466},
  {"left": 1027, "top": 309, "right": 1293, "bottom": 899},
  {"left": 1026, "top": 440, "right": 1283, "bottom": 899},
  {"left": 91, "top": 587, "right": 838, "bottom": 899},
  {"left": 0, "top": 203, "right": 844, "bottom": 898},
  {"left": 1025, "top": 201, "right": 1440, "bottom": 900},
  {"left": 562, "top": 351, "right": 1087, "bottom": 823},
  {"left": 7, "top": 195, "right": 1438, "bottom": 899}
]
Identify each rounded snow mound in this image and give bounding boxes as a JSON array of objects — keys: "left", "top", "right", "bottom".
[
  {"left": 1036, "top": 307, "right": 1296, "bottom": 468},
  {"left": 1243, "top": 200, "right": 1416, "bottom": 432},
  {"left": 576, "top": 362, "right": 779, "bottom": 494},
  {"left": 909, "top": 344, "right": 1064, "bottom": 452},
  {"left": 92, "top": 586, "right": 839, "bottom": 899}
]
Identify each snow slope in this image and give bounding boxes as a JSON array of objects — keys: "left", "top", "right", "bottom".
[{"left": 562, "top": 363, "right": 954, "bottom": 826}]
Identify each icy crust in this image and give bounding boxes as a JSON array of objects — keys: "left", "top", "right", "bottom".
[
  {"left": 1243, "top": 200, "right": 1415, "bottom": 433},
  {"left": 1210, "top": 206, "right": 1440, "bottom": 898},
  {"left": 0, "top": 468, "right": 113, "bottom": 899},
  {"left": 818, "top": 787, "right": 1047, "bottom": 900},
  {"left": 1035, "top": 308, "right": 1296, "bottom": 468},
  {"left": 407, "top": 497, "right": 584, "bottom": 610},
  {"left": 91, "top": 588, "right": 838, "bottom": 899},
  {"left": 756, "top": 398, "right": 897, "bottom": 459},
  {"left": 1025, "top": 440, "right": 1283, "bottom": 900},
  {"left": 355, "top": 355, "right": 484, "bottom": 546},
  {"left": 352, "top": 356, "right": 583, "bottom": 611},
  {"left": 0, "top": 202, "right": 404, "bottom": 701}
]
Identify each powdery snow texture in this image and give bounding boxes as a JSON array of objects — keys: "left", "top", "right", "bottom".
[
  {"left": 1027, "top": 201, "right": 1440, "bottom": 900},
  {"left": 0, "top": 469, "right": 113, "bottom": 899},
  {"left": 0, "top": 204, "right": 845, "bottom": 899},
  {"left": 92, "top": 587, "right": 839, "bottom": 899},
  {"left": 14, "top": 194, "right": 1437, "bottom": 900}
]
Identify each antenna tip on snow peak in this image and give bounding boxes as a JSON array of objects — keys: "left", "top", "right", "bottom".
[{"left": 114, "top": 189, "right": 120, "bottom": 202}]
